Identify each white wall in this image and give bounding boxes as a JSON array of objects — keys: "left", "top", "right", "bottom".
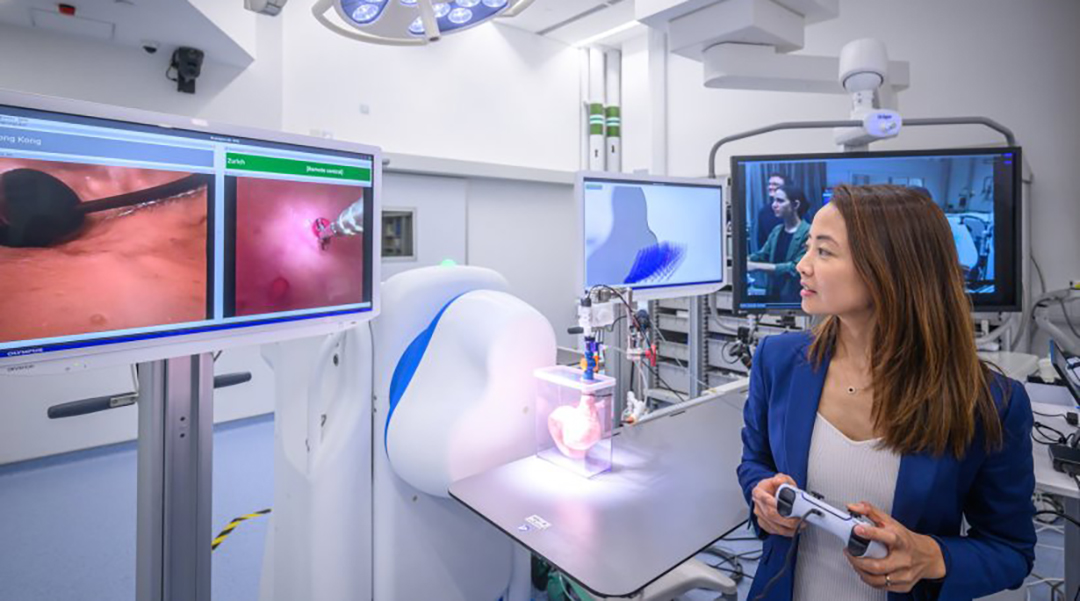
[
  {"left": 466, "top": 178, "right": 578, "bottom": 348},
  {"left": 381, "top": 172, "right": 469, "bottom": 280},
  {"left": 0, "top": 17, "right": 284, "bottom": 131},
  {"left": 279, "top": 4, "right": 580, "bottom": 172},
  {"left": 623, "top": 0, "right": 1080, "bottom": 292},
  {"left": 0, "top": 345, "right": 277, "bottom": 465},
  {"left": 0, "top": 4, "right": 581, "bottom": 172},
  {"left": 0, "top": 6, "right": 584, "bottom": 464}
]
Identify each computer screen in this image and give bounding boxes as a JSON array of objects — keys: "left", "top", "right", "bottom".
[
  {"left": 0, "top": 92, "right": 379, "bottom": 369},
  {"left": 730, "top": 148, "right": 1022, "bottom": 313},
  {"left": 1050, "top": 338, "right": 1080, "bottom": 405},
  {"left": 580, "top": 174, "right": 724, "bottom": 293}
]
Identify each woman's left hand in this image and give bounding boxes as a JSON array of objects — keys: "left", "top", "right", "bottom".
[{"left": 843, "top": 501, "right": 948, "bottom": 593}]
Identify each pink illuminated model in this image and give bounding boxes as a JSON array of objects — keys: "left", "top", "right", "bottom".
[{"left": 547, "top": 394, "right": 604, "bottom": 459}]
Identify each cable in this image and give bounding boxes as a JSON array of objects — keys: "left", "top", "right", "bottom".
[
  {"left": 709, "top": 311, "right": 740, "bottom": 335},
  {"left": 651, "top": 365, "right": 689, "bottom": 402},
  {"left": 607, "top": 314, "right": 627, "bottom": 331},
  {"left": 1033, "top": 510, "right": 1080, "bottom": 530},
  {"left": 1032, "top": 255, "right": 1048, "bottom": 296},
  {"left": 1033, "top": 409, "right": 1072, "bottom": 419},
  {"left": 1034, "top": 492, "right": 1067, "bottom": 525},
  {"left": 608, "top": 344, "right": 688, "bottom": 403},
  {"left": 753, "top": 516, "right": 808, "bottom": 601},
  {"left": 592, "top": 285, "right": 642, "bottom": 331},
  {"left": 1033, "top": 421, "right": 1068, "bottom": 444},
  {"left": 1060, "top": 298, "right": 1080, "bottom": 339}
]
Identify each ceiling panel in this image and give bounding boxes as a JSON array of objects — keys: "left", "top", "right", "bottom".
[{"left": 504, "top": 0, "right": 620, "bottom": 35}]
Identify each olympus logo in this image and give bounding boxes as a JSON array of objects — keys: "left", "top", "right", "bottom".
[{"left": 5, "top": 348, "right": 43, "bottom": 357}]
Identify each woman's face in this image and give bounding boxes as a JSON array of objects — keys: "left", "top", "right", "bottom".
[
  {"left": 767, "top": 176, "right": 784, "bottom": 197},
  {"left": 772, "top": 189, "right": 796, "bottom": 219},
  {"left": 795, "top": 204, "right": 872, "bottom": 316}
]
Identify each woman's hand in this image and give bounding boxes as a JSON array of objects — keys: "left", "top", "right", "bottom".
[
  {"left": 844, "top": 502, "right": 948, "bottom": 592},
  {"left": 750, "top": 474, "right": 802, "bottom": 537},
  {"left": 747, "top": 261, "right": 776, "bottom": 273}
]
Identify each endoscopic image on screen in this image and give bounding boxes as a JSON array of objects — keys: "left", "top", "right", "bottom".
[
  {"left": 0, "top": 158, "right": 211, "bottom": 345},
  {"left": 229, "top": 177, "right": 368, "bottom": 317},
  {"left": 584, "top": 182, "right": 722, "bottom": 289},
  {"left": 740, "top": 155, "right": 998, "bottom": 306}
]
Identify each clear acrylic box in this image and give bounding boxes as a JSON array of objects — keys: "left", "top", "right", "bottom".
[{"left": 533, "top": 365, "right": 615, "bottom": 478}]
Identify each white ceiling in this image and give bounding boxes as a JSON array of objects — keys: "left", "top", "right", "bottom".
[
  {"left": 501, "top": 0, "right": 645, "bottom": 47},
  {"left": 0, "top": 0, "right": 255, "bottom": 67},
  {"left": 0, "top": 0, "right": 646, "bottom": 65}
]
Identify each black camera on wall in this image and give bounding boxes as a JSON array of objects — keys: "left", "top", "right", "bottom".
[{"left": 169, "top": 47, "right": 204, "bottom": 94}]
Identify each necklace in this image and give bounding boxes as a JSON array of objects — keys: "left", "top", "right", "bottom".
[{"left": 844, "top": 378, "right": 871, "bottom": 395}]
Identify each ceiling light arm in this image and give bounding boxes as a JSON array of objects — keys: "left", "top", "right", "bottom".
[
  {"left": 706, "top": 116, "right": 1018, "bottom": 179},
  {"left": 499, "top": 0, "right": 537, "bottom": 17}
]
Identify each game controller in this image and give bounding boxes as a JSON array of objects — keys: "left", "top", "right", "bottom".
[{"left": 774, "top": 484, "right": 888, "bottom": 559}]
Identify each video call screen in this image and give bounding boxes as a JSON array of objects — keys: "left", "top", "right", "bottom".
[
  {"left": 583, "top": 176, "right": 724, "bottom": 291},
  {"left": 731, "top": 148, "right": 1022, "bottom": 312},
  {"left": 0, "top": 102, "right": 375, "bottom": 359}
]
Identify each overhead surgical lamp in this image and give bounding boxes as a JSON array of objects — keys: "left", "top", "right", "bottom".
[{"left": 312, "top": 0, "right": 535, "bottom": 45}]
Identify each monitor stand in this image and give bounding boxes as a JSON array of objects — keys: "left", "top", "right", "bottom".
[{"left": 135, "top": 353, "right": 214, "bottom": 601}]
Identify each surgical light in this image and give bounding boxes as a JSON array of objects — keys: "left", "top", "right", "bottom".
[
  {"left": 313, "top": 0, "right": 534, "bottom": 45},
  {"left": 351, "top": 4, "right": 381, "bottom": 23},
  {"left": 447, "top": 7, "right": 472, "bottom": 24}
]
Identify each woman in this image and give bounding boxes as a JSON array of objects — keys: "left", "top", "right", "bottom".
[
  {"left": 748, "top": 185, "right": 811, "bottom": 302},
  {"left": 737, "top": 184, "right": 1035, "bottom": 600}
]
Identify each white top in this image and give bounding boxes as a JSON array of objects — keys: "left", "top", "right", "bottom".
[{"left": 792, "top": 412, "right": 902, "bottom": 601}]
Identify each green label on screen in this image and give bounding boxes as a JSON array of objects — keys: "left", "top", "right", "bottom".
[{"left": 226, "top": 153, "right": 371, "bottom": 183}]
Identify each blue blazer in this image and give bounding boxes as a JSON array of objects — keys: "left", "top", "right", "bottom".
[{"left": 737, "top": 332, "right": 1036, "bottom": 601}]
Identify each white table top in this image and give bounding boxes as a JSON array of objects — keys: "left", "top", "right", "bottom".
[
  {"left": 449, "top": 395, "right": 750, "bottom": 598},
  {"left": 1027, "top": 383, "right": 1080, "bottom": 500}
]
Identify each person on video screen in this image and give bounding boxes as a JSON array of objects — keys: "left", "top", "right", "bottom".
[
  {"left": 755, "top": 173, "right": 786, "bottom": 250},
  {"left": 748, "top": 184, "right": 810, "bottom": 302},
  {"left": 910, "top": 186, "right": 979, "bottom": 281}
]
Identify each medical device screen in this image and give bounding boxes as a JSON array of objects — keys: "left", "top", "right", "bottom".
[
  {"left": 582, "top": 176, "right": 724, "bottom": 291},
  {"left": 731, "top": 147, "right": 1022, "bottom": 312},
  {"left": 0, "top": 102, "right": 375, "bottom": 360}
]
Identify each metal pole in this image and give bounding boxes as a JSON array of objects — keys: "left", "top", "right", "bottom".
[
  {"left": 688, "top": 295, "right": 704, "bottom": 398},
  {"left": 707, "top": 116, "right": 1018, "bottom": 178},
  {"left": 136, "top": 353, "right": 214, "bottom": 601},
  {"left": 1066, "top": 497, "right": 1079, "bottom": 601}
]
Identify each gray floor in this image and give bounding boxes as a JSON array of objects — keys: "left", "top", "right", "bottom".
[
  {"left": 0, "top": 414, "right": 274, "bottom": 601},
  {"left": 0, "top": 417, "right": 1070, "bottom": 601}
]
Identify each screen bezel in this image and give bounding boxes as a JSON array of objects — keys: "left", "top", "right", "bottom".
[
  {"left": 0, "top": 89, "right": 382, "bottom": 372},
  {"left": 576, "top": 171, "right": 726, "bottom": 295},
  {"left": 1050, "top": 338, "right": 1080, "bottom": 404},
  {"left": 729, "top": 146, "right": 1023, "bottom": 314}
]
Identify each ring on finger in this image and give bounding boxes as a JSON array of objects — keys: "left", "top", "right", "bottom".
[{"left": 885, "top": 574, "right": 892, "bottom": 588}]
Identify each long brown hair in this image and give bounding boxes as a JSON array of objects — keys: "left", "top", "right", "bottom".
[{"left": 807, "top": 184, "right": 1005, "bottom": 458}]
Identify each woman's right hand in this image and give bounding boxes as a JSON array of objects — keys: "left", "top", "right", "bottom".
[{"left": 751, "top": 473, "right": 803, "bottom": 537}]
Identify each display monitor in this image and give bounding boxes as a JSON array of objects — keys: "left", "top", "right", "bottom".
[
  {"left": 730, "top": 148, "right": 1022, "bottom": 313},
  {"left": 1050, "top": 338, "right": 1080, "bottom": 405},
  {"left": 0, "top": 90, "right": 380, "bottom": 374},
  {"left": 578, "top": 172, "right": 724, "bottom": 297}
]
